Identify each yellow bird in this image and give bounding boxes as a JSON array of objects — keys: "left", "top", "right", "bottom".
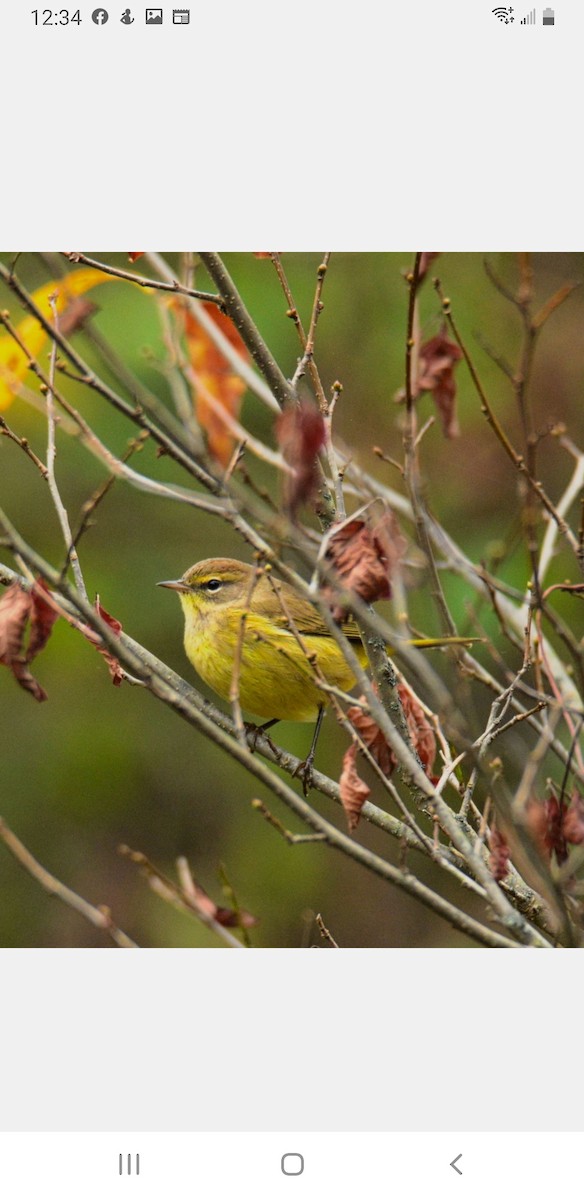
[{"left": 158, "top": 557, "right": 472, "bottom": 786}]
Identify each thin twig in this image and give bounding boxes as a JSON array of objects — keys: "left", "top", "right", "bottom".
[
  {"left": 64, "top": 251, "right": 224, "bottom": 305},
  {"left": 0, "top": 817, "right": 137, "bottom": 948},
  {"left": 434, "top": 278, "right": 582, "bottom": 566},
  {"left": 0, "top": 415, "right": 48, "bottom": 478},
  {"left": 315, "top": 913, "right": 339, "bottom": 947},
  {"left": 251, "top": 799, "right": 327, "bottom": 844},
  {"left": 46, "top": 294, "right": 88, "bottom": 600},
  {"left": 119, "top": 846, "right": 244, "bottom": 948}
]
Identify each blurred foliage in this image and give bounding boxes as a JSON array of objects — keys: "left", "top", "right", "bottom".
[{"left": 0, "top": 251, "right": 582, "bottom": 947}]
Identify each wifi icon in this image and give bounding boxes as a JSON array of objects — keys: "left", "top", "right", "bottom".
[{"left": 492, "top": 6, "right": 514, "bottom": 21}]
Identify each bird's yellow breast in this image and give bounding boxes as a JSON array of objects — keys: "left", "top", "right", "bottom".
[{"left": 181, "top": 602, "right": 360, "bottom": 722}]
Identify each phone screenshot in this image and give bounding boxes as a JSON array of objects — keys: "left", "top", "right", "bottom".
[{"left": 1, "top": 2, "right": 582, "bottom": 1195}]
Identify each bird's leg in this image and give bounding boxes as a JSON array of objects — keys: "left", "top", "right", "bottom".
[
  {"left": 245, "top": 717, "right": 279, "bottom": 754},
  {"left": 292, "top": 706, "right": 325, "bottom": 797}
]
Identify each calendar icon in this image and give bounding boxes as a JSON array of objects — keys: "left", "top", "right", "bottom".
[{"left": 173, "top": 7, "right": 189, "bottom": 20}]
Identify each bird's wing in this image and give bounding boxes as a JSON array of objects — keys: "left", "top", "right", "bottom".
[{"left": 252, "top": 580, "right": 361, "bottom": 640}]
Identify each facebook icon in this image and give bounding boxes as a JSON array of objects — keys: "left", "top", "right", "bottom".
[{"left": 91, "top": 7, "right": 109, "bottom": 21}]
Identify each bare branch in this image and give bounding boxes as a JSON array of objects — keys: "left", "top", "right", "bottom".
[{"left": 0, "top": 817, "right": 137, "bottom": 948}]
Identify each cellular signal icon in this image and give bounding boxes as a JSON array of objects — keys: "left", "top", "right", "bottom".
[
  {"left": 492, "top": 6, "right": 514, "bottom": 22},
  {"left": 521, "top": 7, "right": 536, "bottom": 20}
]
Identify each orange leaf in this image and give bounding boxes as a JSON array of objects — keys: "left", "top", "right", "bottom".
[{"left": 179, "top": 302, "right": 250, "bottom": 468}]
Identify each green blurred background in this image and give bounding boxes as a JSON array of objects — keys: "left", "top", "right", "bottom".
[{"left": 0, "top": 252, "right": 582, "bottom": 947}]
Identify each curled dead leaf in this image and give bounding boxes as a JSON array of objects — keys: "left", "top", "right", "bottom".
[
  {"left": 0, "top": 584, "right": 31, "bottom": 666},
  {"left": 0, "top": 580, "right": 58, "bottom": 702},
  {"left": 28, "top": 579, "right": 59, "bottom": 660},
  {"left": 417, "top": 330, "right": 463, "bottom": 438},
  {"left": 346, "top": 682, "right": 436, "bottom": 783},
  {"left": 342, "top": 683, "right": 436, "bottom": 831},
  {"left": 488, "top": 824, "right": 511, "bottom": 883},
  {"left": 345, "top": 701, "right": 395, "bottom": 778},
  {"left": 323, "top": 512, "right": 406, "bottom": 621},
  {"left": 399, "top": 683, "right": 436, "bottom": 776},
  {"left": 525, "top": 795, "right": 568, "bottom": 865},
  {"left": 563, "top": 791, "right": 584, "bottom": 846},
  {"left": 80, "top": 599, "right": 125, "bottom": 686},
  {"left": 339, "top": 743, "right": 371, "bottom": 832},
  {"left": 275, "top": 398, "right": 326, "bottom": 516}
]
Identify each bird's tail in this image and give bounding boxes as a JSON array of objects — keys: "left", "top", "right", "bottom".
[{"left": 404, "top": 636, "right": 480, "bottom": 650}]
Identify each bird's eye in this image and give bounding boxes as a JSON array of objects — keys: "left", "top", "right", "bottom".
[{"left": 205, "top": 578, "right": 223, "bottom": 592}]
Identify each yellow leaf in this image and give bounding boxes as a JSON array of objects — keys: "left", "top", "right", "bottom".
[{"left": 0, "top": 267, "right": 111, "bottom": 410}]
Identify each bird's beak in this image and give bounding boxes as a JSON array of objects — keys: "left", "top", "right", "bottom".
[{"left": 157, "top": 579, "right": 191, "bottom": 593}]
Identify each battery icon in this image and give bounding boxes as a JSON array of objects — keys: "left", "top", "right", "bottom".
[{"left": 543, "top": 7, "right": 554, "bottom": 22}]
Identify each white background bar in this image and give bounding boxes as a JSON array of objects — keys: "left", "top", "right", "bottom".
[
  {"left": 1, "top": 1133, "right": 582, "bottom": 1200},
  {"left": 1, "top": 951, "right": 583, "bottom": 1133}
]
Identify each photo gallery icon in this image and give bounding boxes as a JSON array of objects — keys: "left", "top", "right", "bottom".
[{"left": 145, "top": 7, "right": 162, "bottom": 21}]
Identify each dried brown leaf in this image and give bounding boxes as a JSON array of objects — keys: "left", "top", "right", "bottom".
[
  {"left": 95, "top": 601, "right": 125, "bottom": 685},
  {"left": 417, "top": 331, "right": 463, "bottom": 438},
  {"left": 346, "top": 702, "right": 395, "bottom": 777},
  {"left": 488, "top": 824, "right": 511, "bottom": 882},
  {"left": 563, "top": 792, "right": 584, "bottom": 846},
  {"left": 0, "top": 584, "right": 31, "bottom": 665},
  {"left": 399, "top": 683, "right": 436, "bottom": 776},
  {"left": 95, "top": 600, "right": 122, "bottom": 637},
  {"left": 323, "top": 512, "right": 406, "bottom": 621},
  {"left": 275, "top": 399, "right": 326, "bottom": 516},
  {"left": 0, "top": 583, "right": 50, "bottom": 702},
  {"left": 339, "top": 743, "right": 370, "bottom": 832},
  {"left": 28, "top": 580, "right": 59, "bottom": 661},
  {"left": 10, "top": 659, "right": 48, "bottom": 702},
  {"left": 525, "top": 796, "right": 568, "bottom": 864},
  {"left": 347, "top": 682, "right": 436, "bottom": 783},
  {"left": 80, "top": 600, "right": 125, "bottom": 686}
]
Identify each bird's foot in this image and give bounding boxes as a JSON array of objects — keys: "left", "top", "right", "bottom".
[
  {"left": 244, "top": 719, "right": 278, "bottom": 755},
  {"left": 292, "top": 752, "right": 315, "bottom": 797}
]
